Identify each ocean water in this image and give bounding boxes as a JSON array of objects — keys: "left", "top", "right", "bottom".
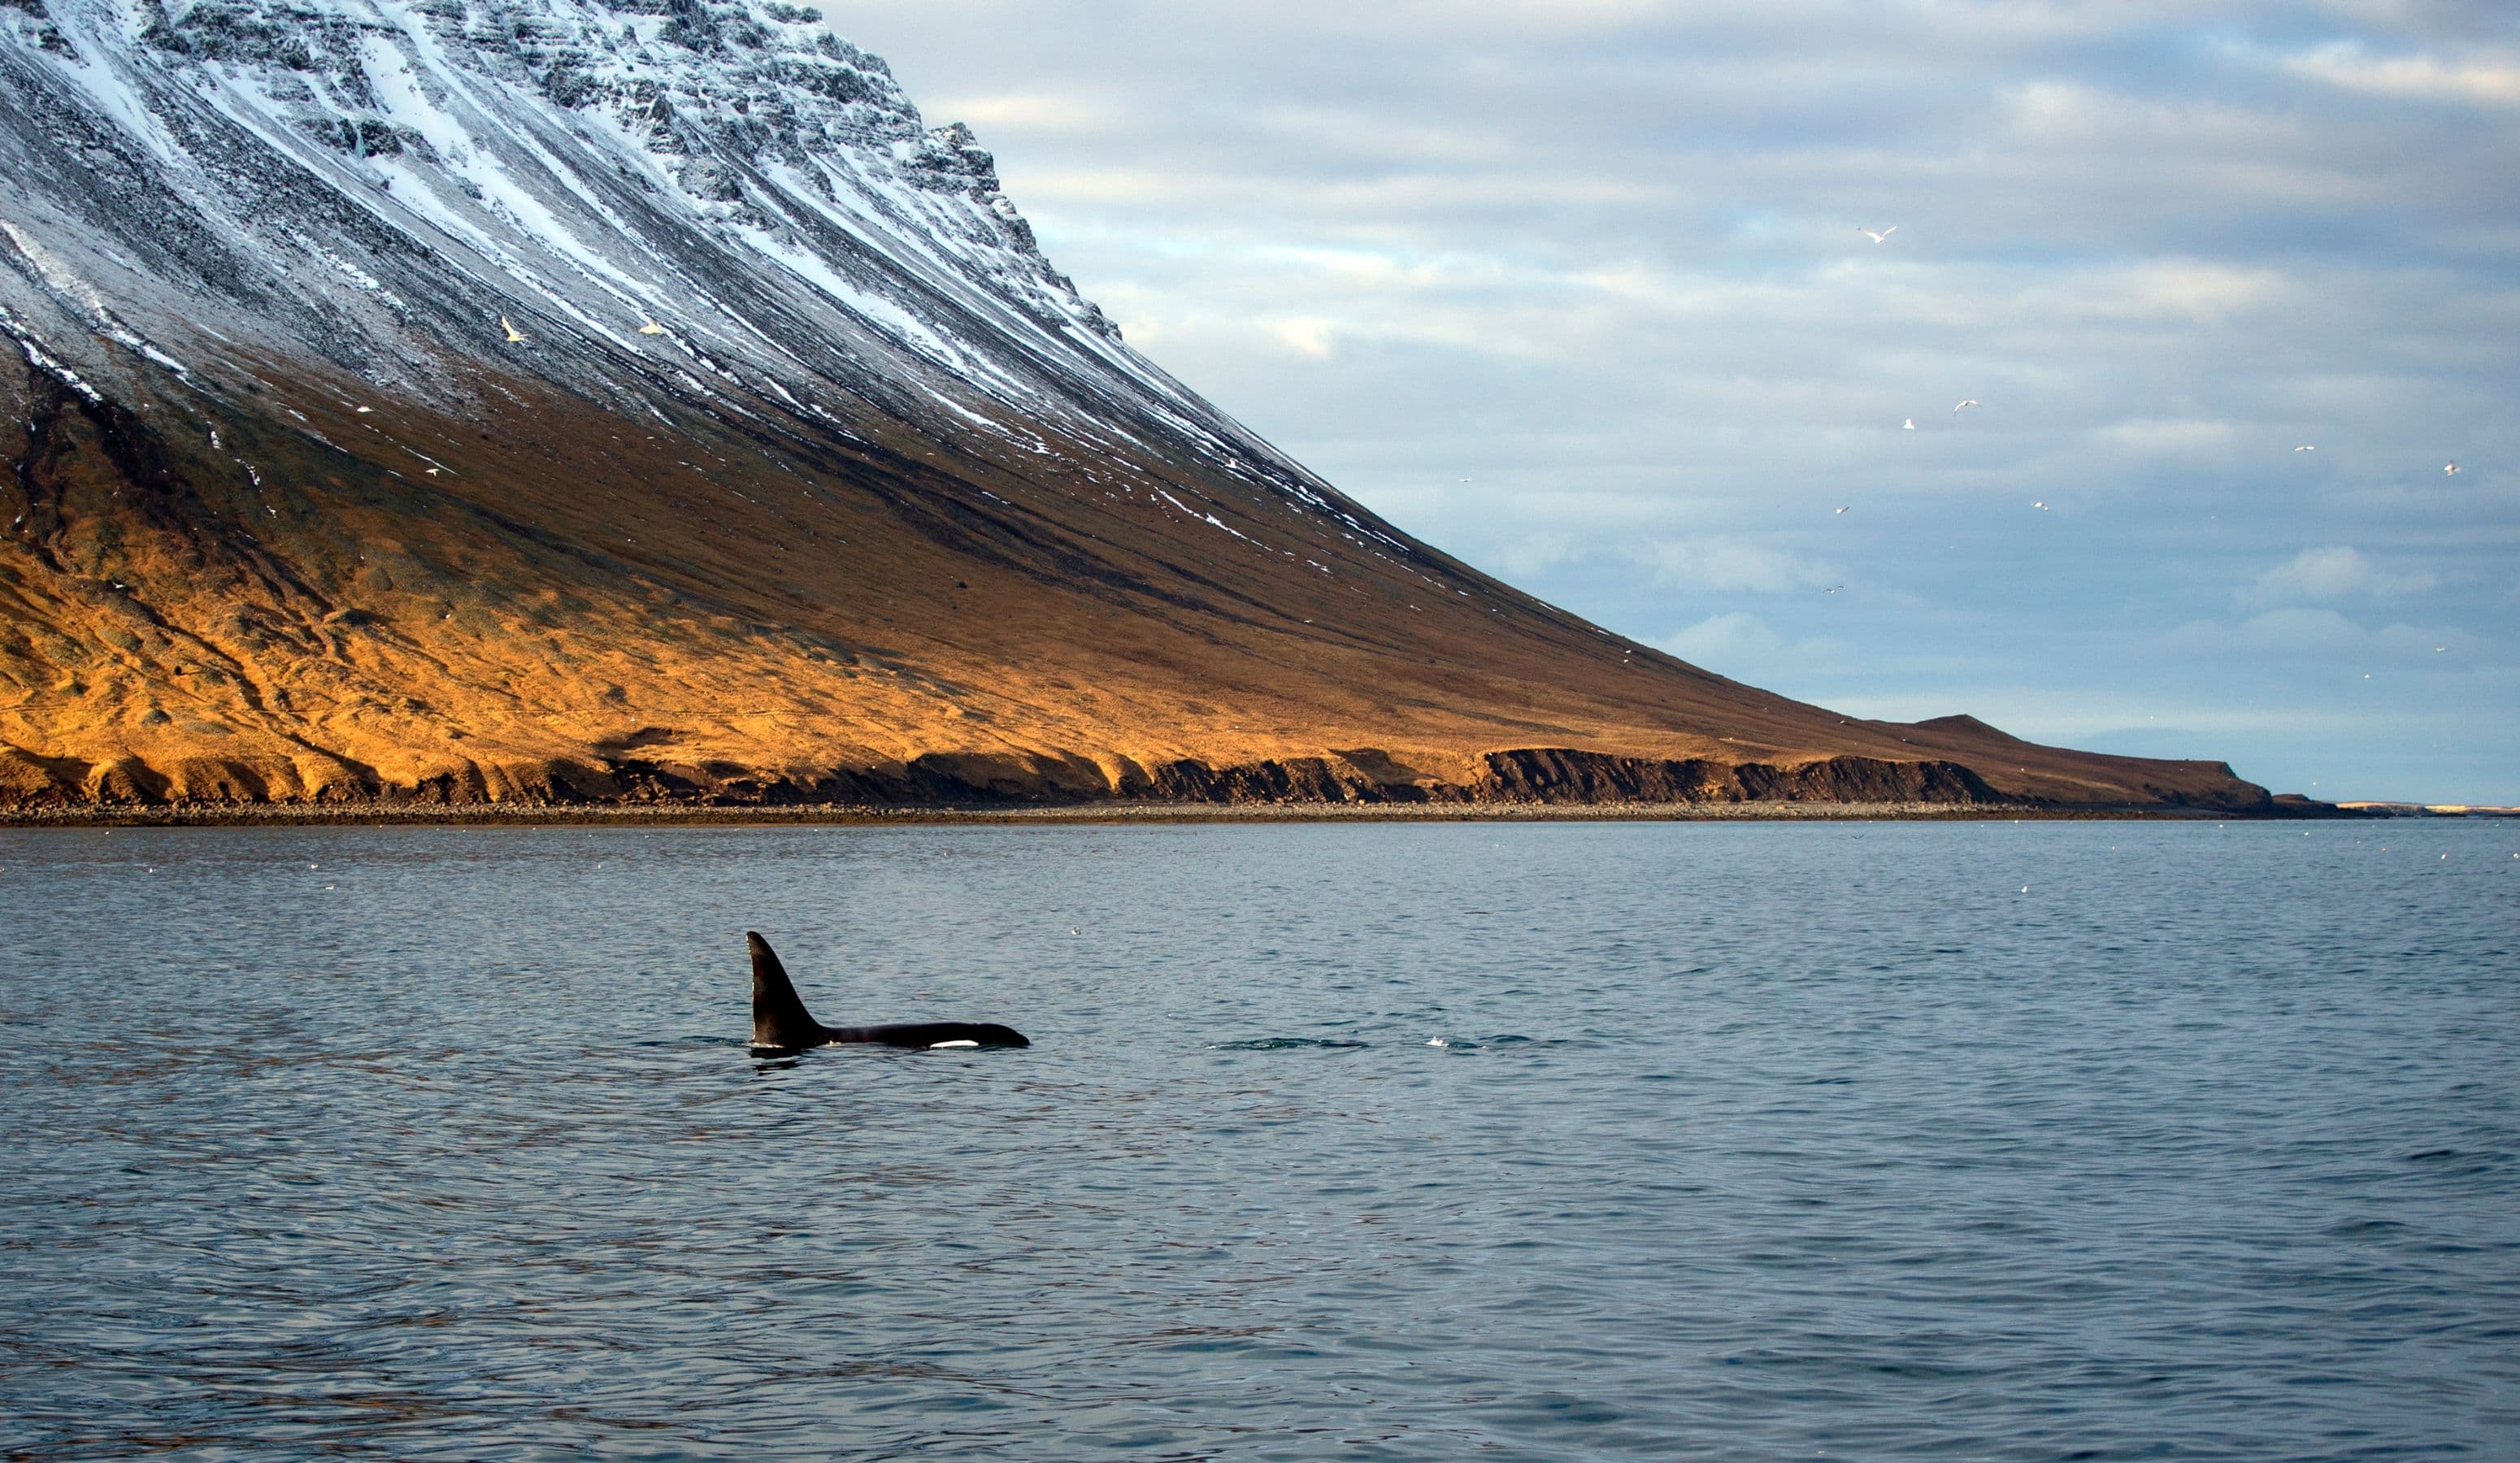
[{"left": 0, "top": 819, "right": 2513, "bottom": 1461}]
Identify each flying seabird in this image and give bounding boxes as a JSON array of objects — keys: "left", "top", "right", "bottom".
[
  {"left": 1857, "top": 226, "right": 1897, "bottom": 244},
  {"left": 1835, "top": 506, "right": 1849, "bottom": 514},
  {"left": 1953, "top": 399, "right": 1980, "bottom": 414},
  {"left": 501, "top": 316, "right": 527, "bottom": 344},
  {"left": 2294, "top": 445, "right": 2314, "bottom": 452},
  {"left": 2033, "top": 501, "right": 2049, "bottom": 510},
  {"left": 2444, "top": 461, "right": 2459, "bottom": 475},
  {"left": 1903, "top": 418, "right": 1916, "bottom": 430}
]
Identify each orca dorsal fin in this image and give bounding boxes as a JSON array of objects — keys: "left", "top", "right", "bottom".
[{"left": 749, "top": 932, "right": 827, "bottom": 1049}]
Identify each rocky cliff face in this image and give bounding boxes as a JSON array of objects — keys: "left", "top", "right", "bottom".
[{"left": 0, "top": 0, "right": 2278, "bottom": 811}]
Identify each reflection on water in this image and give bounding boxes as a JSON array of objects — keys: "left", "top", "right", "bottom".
[{"left": 2, "top": 821, "right": 2515, "bottom": 1459}]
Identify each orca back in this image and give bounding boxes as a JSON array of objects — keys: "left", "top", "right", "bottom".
[{"left": 825, "top": 1022, "right": 1032, "bottom": 1050}]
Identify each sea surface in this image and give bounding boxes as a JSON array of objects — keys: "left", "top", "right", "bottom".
[{"left": 1, "top": 819, "right": 2514, "bottom": 1461}]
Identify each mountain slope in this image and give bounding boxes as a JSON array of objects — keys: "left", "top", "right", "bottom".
[{"left": 0, "top": 0, "right": 2274, "bottom": 810}]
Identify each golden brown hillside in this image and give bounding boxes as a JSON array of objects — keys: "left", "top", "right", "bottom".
[{"left": 0, "top": 347, "right": 2273, "bottom": 813}]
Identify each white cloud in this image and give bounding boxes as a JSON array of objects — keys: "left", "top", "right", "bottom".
[
  {"left": 1630, "top": 536, "right": 1836, "bottom": 594},
  {"left": 2092, "top": 417, "right": 2246, "bottom": 456},
  {"left": 1476, "top": 530, "right": 1581, "bottom": 580},
  {"left": 930, "top": 91, "right": 1123, "bottom": 133},
  {"left": 2001, "top": 78, "right": 2304, "bottom": 152},
  {"left": 2049, "top": 262, "right": 2292, "bottom": 324},
  {"left": 2240, "top": 546, "right": 2441, "bottom": 607},
  {"left": 1654, "top": 611, "right": 1861, "bottom": 679},
  {"left": 1659, "top": 611, "right": 1787, "bottom": 664},
  {"left": 1268, "top": 317, "right": 1340, "bottom": 359},
  {"left": 2286, "top": 43, "right": 2520, "bottom": 110},
  {"left": 2166, "top": 606, "right": 2447, "bottom": 658}
]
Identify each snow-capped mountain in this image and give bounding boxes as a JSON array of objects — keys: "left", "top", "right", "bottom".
[
  {"left": 0, "top": 0, "right": 2279, "bottom": 810},
  {"left": 0, "top": 0, "right": 1332, "bottom": 484}
]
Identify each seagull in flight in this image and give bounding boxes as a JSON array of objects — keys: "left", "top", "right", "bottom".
[
  {"left": 2294, "top": 445, "right": 2314, "bottom": 452},
  {"left": 2032, "top": 500, "right": 2049, "bottom": 510},
  {"left": 1835, "top": 506, "right": 1849, "bottom": 514},
  {"left": 2444, "top": 461, "right": 2458, "bottom": 476},
  {"left": 1857, "top": 226, "right": 1897, "bottom": 244},
  {"left": 1953, "top": 399, "right": 1980, "bottom": 414},
  {"left": 638, "top": 316, "right": 666, "bottom": 336},
  {"left": 1903, "top": 418, "right": 1916, "bottom": 430},
  {"left": 501, "top": 316, "right": 527, "bottom": 344}
]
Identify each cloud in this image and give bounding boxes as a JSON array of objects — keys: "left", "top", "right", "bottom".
[
  {"left": 1655, "top": 610, "right": 1863, "bottom": 674},
  {"left": 1268, "top": 317, "right": 1340, "bottom": 359},
  {"left": 2166, "top": 606, "right": 2448, "bottom": 658},
  {"left": 2091, "top": 418, "right": 2247, "bottom": 456},
  {"left": 2240, "top": 546, "right": 2442, "bottom": 607},
  {"left": 1631, "top": 536, "right": 1836, "bottom": 594},
  {"left": 1475, "top": 530, "right": 1580, "bottom": 580},
  {"left": 1659, "top": 611, "right": 1788, "bottom": 665},
  {"left": 930, "top": 90, "right": 1123, "bottom": 133},
  {"left": 2285, "top": 42, "right": 2520, "bottom": 109},
  {"left": 2048, "top": 263, "right": 2293, "bottom": 324}
]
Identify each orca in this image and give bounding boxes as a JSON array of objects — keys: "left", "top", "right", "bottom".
[{"left": 749, "top": 932, "right": 1030, "bottom": 1051}]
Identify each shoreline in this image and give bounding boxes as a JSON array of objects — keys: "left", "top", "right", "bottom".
[{"left": 0, "top": 799, "right": 2330, "bottom": 829}]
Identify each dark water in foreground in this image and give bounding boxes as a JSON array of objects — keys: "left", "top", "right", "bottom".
[{"left": 1, "top": 821, "right": 2515, "bottom": 1461}]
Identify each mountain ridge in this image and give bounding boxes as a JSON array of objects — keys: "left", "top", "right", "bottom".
[{"left": 1, "top": 0, "right": 2282, "bottom": 812}]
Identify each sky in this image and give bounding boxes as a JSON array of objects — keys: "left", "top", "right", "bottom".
[{"left": 826, "top": 1, "right": 2518, "bottom": 803}]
